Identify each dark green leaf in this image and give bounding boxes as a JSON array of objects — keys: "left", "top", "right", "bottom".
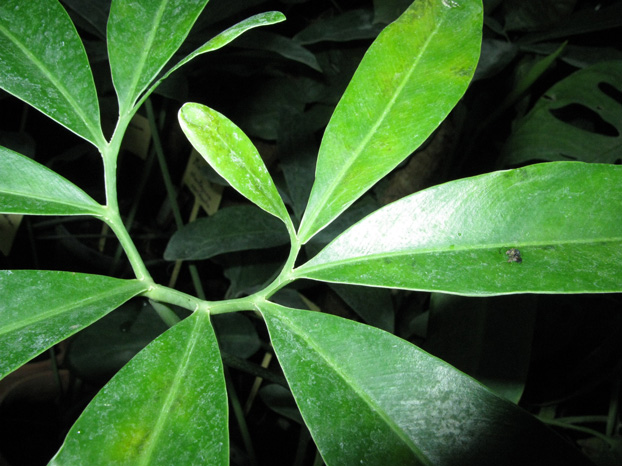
[
  {"left": 158, "top": 12, "right": 288, "bottom": 86},
  {"left": 0, "top": 0, "right": 105, "bottom": 147},
  {"left": 62, "top": 0, "right": 110, "bottom": 38},
  {"left": 502, "top": 61, "right": 622, "bottom": 165},
  {"left": 232, "top": 78, "right": 308, "bottom": 140},
  {"left": 65, "top": 301, "right": 170, "bottom": 384},
  {"left": 212, "top": 313, "right": 260, "bottom": 359},
  {"left": 197, "top": 0, "right": 271, "bottom": 26},
  {"left": 518, "top": 3, "right": 622, "bottom": 44},
  {"left": 373, "top": 0, "right": 413, "bottom": 24},
  {"left": 0, "top": 271, "right": 147, "bottom": 379},
  {"left": 260, "top": 303, "right": 592, "bottom": 465},
  {"left": 502, "top": 0, "right": 577, "bottom": 32},
  {"left": 329, "top": 283, "right": 394, "bottom": 332},
  {"left": 164, "top": 205, "right": 289, "bottom": 261},
  {"left": 217, "top": 250, "right": 284, "bottom": 299},
  {"left": 298, "top": 0, "right": 483, "bottom": 243},
  {"left": 178, "top": 104, "right": 291, "bottom": 225},
  {"left": 107, "top": 0, "right": 209, "bottom": 113},
  {"left": 0, "top": 146, "right": 103, "bottom": 216},
  {"left": 50, "top": 311, "right": 228, "bottom": 465},
  {"left": 233, "top": 30, "right": 321, "bottom": 71},
  {"left": 474, "top": 38, "right": 517, "bottom": 80},
  {"left": 296, "top": 162, "right": 622, "bottom": 295},
  {"left": 259, "top": 383, "right": 303, "bottom": 424},
  {"left": 293, "top": 9, "right": 384, "bottom": 44},
  {"left": 425, "top": 294, "right": 537, "bottom": 402},
  {"left": 497, "top": 42, "right": 566, "bottom": 116},
  {"left": 279, "top": 129, "right": 318, "bottom": 220},
  {"left": 528, "top": 43, "right": 622, "bottom": 69}
]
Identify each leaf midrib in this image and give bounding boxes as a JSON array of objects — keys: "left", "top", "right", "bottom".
[
  {"left": 185, "top": 115, "right": 287, "bottom": 220},
  {"left": 1, "top": 187, "right": 100, "bottom": 213},
  {"left": 298, "top": 236, "right": 622, "bottom": 274},
  {"left": 0, "top": 281, "right": 144, "bottom": 337},
  {"left": 117, "top": 0, "right": 169, "bottom": 112},
  {"left": 136, "top": 314, "right": 203, "bottom": 466},
  {"left": 271, "top": 308, "right": 430, "bottom": 466},
  {"left": 300, "top": 12, "right": 444, "bottom": 242},
  {"left": 0, "top": 23, "right": 103, "bottom": 147}
]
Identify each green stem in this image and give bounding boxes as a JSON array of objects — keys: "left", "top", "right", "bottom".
[
  {"left": 145, "top": 284, "right": 207, "bottom": 313},
  {"left": 207, "top": 296, "right": 259, "bottom": 315},
  {"left": 97, "top": 106, "right": 154, "bottom": 282},
  {"left": 249, "top": 224, "right": 301, "bottom": 302},
  {"left": 104, "top": 210, "right": 153, "bottom": 282},
  {"left": 144, "top": 99, "right": 206, "bottom": 300}
]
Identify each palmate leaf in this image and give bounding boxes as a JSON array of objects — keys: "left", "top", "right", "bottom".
[
  {"left": 107, "top": 0, "right": 209, "bottom": 113},
  {"left": 259, "top": 303, "right": 592, "bottom": 465},
  {"left": 0, "top": 271, "right": 147, "bottom": 379},
  {"left": 297, "top": 0, "right": 483, "bottom": 243},
  {"left": 0, "top": 146, "right": 103, "bottom": 216},
  {"left": 295, "top": 162, "right": 622, "bottom": 295},
  {"left": 0, "top": 0, "right": 105, "bottom": 148},
  {"left": 179, "top": 103, "right": 292, "bottom": 227},
  {"left": 50, "top": 311, "right": 228, "bottom": 465}
]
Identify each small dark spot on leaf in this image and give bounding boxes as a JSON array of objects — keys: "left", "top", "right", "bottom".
[{"left": 506, "top": 248, "right": 522, "bottom": 263}]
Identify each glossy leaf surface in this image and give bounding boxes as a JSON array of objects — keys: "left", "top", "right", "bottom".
[
  {"left": 107, "top": 0, "right": 208, "bottom": 112},
  {"left": 179, "top": 103, "right": 291, "bottom": 226},
  {"left": 51, "top": 311, "right": 228, "bottom": 465},
  {"left": 0, "top": 0, "right": 104, "bottom": 147},
  {"left": 0, "top": 146, "right": 103, "bottom": 216},
  {"left": 260, "top": 303, "right": 592, "bottom": 465},
  {"left": 164, "top": 205, "right": 289, "bottom": 261},
  {"left": 0, "top": 271, "right": 147, "bottom": 379},
  {"left": 298, "top": 0, "right": 482, "bottom": 243},
  {"left": 503, "top": 61, "right": 622, "bottom": 165},
  {"left": 296, "top": 163, "right": 622, "bottom": 295}
]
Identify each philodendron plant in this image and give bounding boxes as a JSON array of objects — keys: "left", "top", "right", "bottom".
[{"left": 0, "top": 0, "right": 619, "bottom": 464}]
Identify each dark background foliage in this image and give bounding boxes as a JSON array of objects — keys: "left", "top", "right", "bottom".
[{"left": 0, "top": 0, "right": 621, "bottom": 464}]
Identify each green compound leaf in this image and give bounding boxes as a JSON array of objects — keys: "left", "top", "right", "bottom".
[
  {"left": 298, "top": 0, "right": 483, "bottom": 243},
  {"left": 0, "top": 0, "right": 105, "bottom": 147},
  {"left": 107, "top": 0, "right": 209, "bottom": 113},
  {"left": 259, "top": 303, "right": 592, "bottom": 466},
  {"left": 502, "top": 61, "right": 622, "bottom": 165},
  {"left": 50, "top": 311, "right": 228, "bottom": 465},
  {"left": 0, "top": 146, "right": 103, "bottom": 216},
  {"left": 0, "top": 271, "right": 148, "bottom": 380},
  {"left": 179, "top": 103, "right": 291, "bottom": 226},
  {"left": 164, "top": 205, "right": 289, "bottom": 261},
  {"left": 295, "top": 162, "right": 622, "bottom": 296}
]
